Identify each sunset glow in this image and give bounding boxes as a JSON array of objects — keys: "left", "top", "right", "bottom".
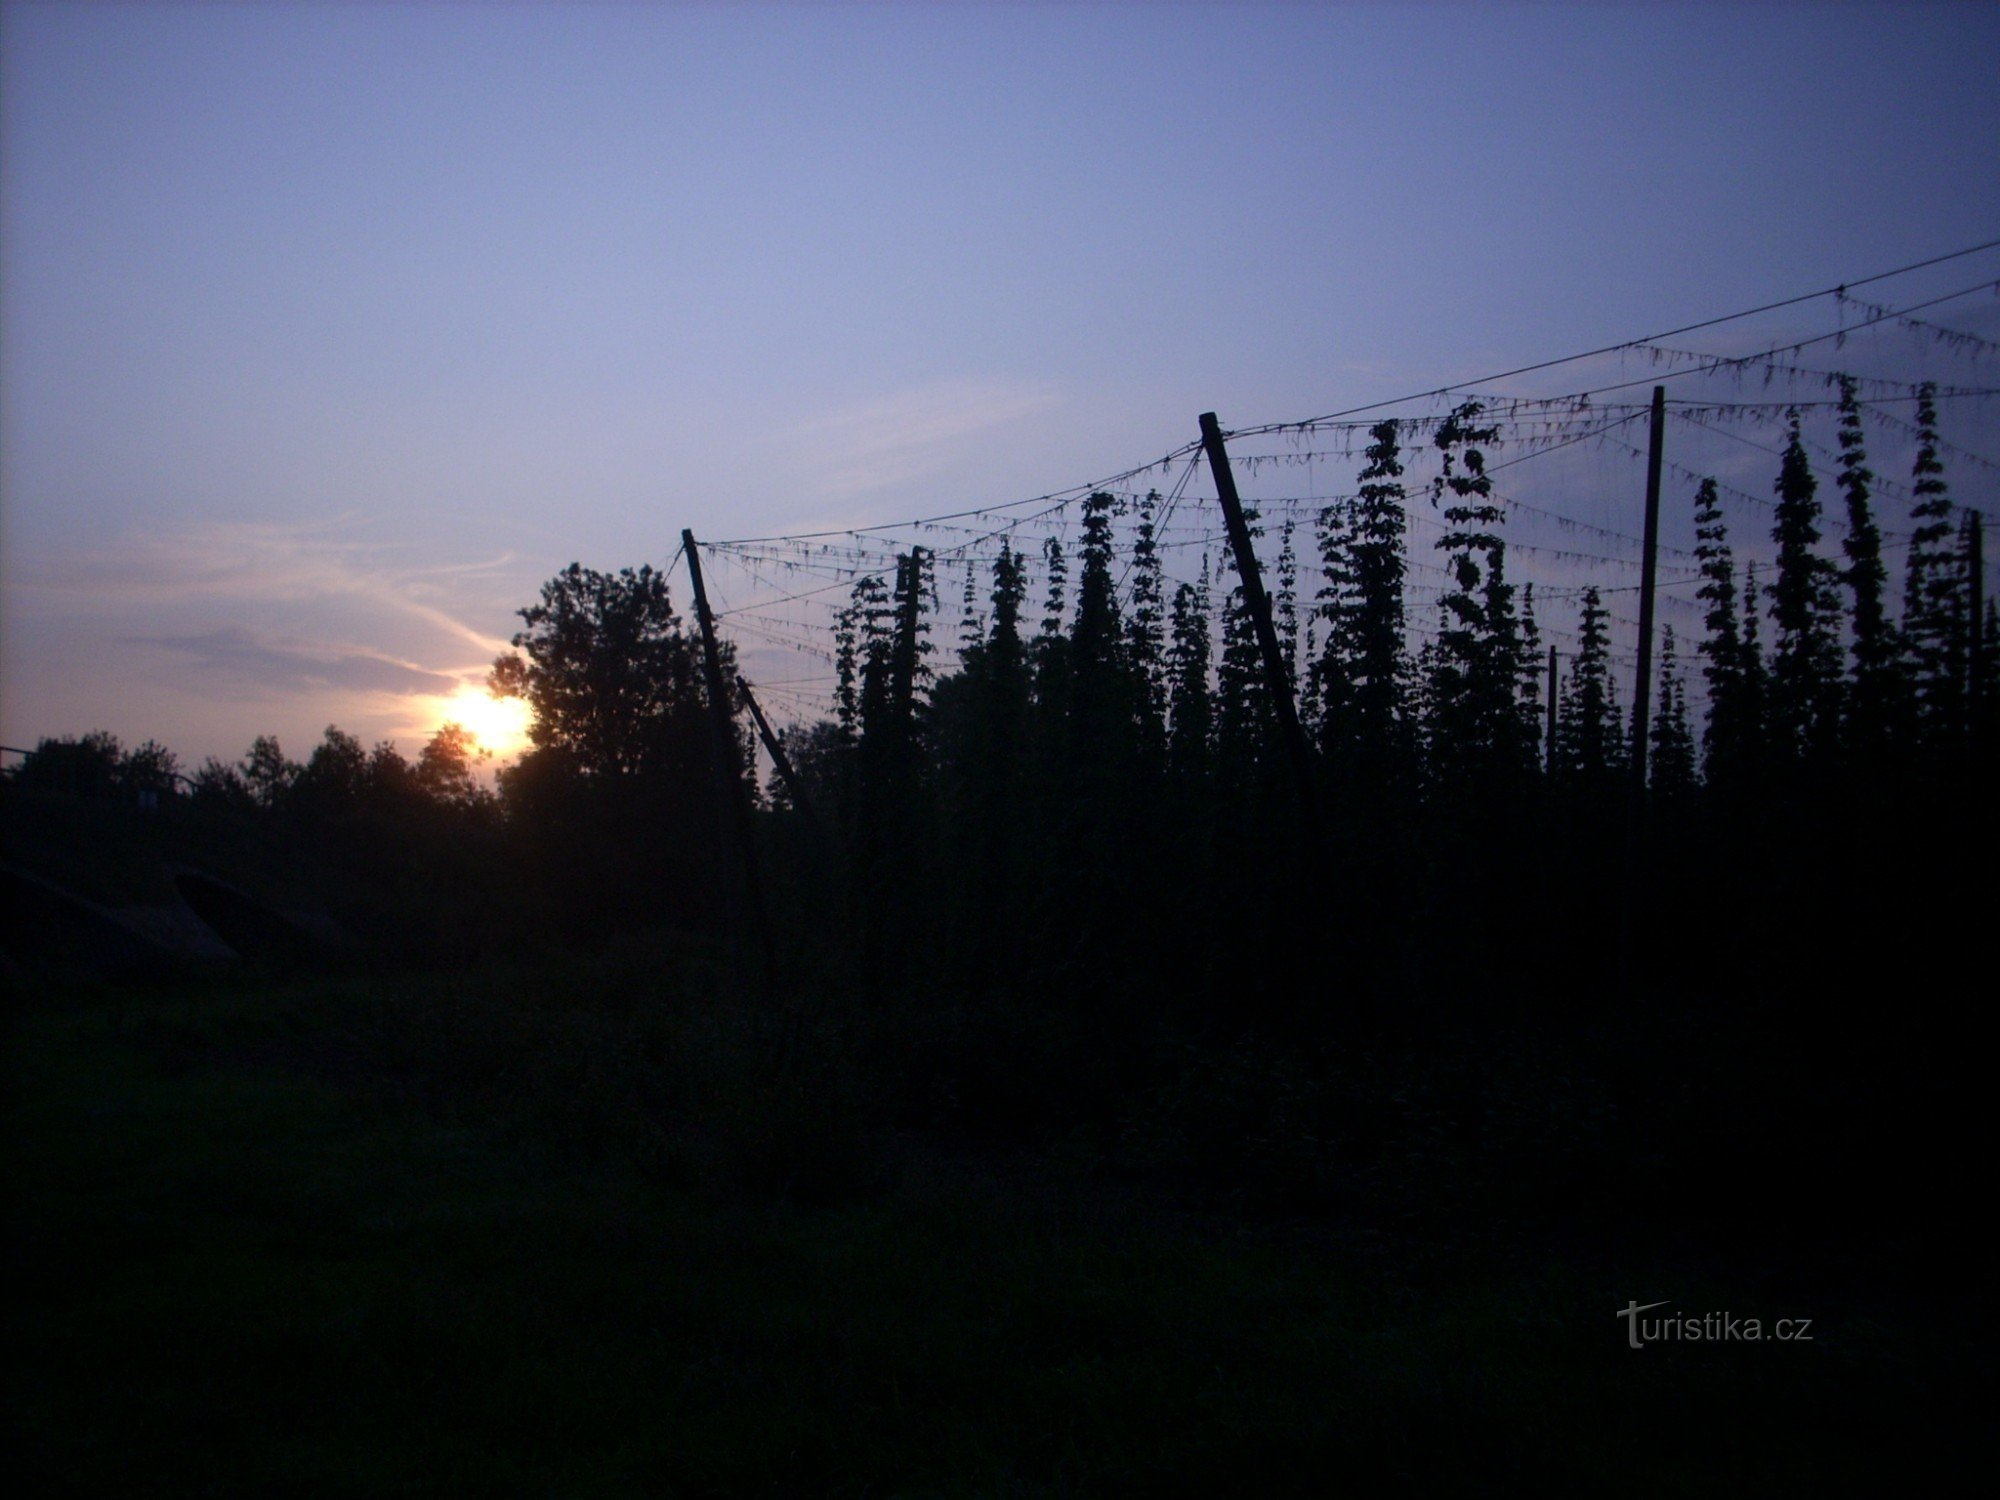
[{"left": 434, "top": 685, "right": 533, "bottom": 760}]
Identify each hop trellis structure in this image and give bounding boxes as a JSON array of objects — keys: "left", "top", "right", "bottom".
[{"left": 672, "top": 242, "right": 2000, "bottom": 787}]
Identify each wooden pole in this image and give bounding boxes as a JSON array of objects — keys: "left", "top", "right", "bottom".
[
  {"left": 681, "top": 530, "right": 772, "bottom": 974},
  {"left": 889, "top": 548, "right": 926, "bottom": 724},
  {"left": 1198, "top": 412, "right": 1321, "bottom": 836},
  {"left": 736, "top": 672, "right": 821, "bottom": 835},
  {"left": 1630, "top": 386, "right": 1666, "bottom": 791}
]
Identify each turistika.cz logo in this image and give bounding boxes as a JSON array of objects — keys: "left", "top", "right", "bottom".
[{"left": 1617, "top": 1301, "right": 1814, "bottom": 1349}]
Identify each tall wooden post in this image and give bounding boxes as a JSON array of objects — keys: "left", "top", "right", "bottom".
[
  {"left": 1198, "top": 412, "right": 1321, "bottom": 836},
  {"left": 1546, "top": 644, "right": 1559, "bottom": 772},
  {"left": 1630, "top": 386, "right": 1667, "bottom": 791},
  {"left": 736, "top": 672, "right": 821, "bottom": 836},
  {"left": 681, "top": 530, "right": 772, "bottom": 974},
  {"left": 888, "top": 548, "right": 926, "bottom": 723}
]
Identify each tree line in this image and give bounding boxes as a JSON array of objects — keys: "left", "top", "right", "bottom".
[
  {"left": 755, "top": 383, "right": 1993, "bottom": 1006},
  {"left": 9, "top": 379, "right": 1992, "bottom": 996},
  {"left": 8, "top": 380, "right": 1989, "bottom": 1247}
]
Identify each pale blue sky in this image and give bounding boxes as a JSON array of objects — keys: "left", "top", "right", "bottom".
[{"left": 5, "top": 1, "right": 1998, "bottom": 766}]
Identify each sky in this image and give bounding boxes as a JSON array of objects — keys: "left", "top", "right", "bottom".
[{"left": 4, "top": 0, "right": 1999, "bottom": 772}]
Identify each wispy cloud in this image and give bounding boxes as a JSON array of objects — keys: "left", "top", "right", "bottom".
[
  {"left": 17, "top": 515, "right": 518, "bottom": 660},
  {"left": 137, "top": 626, "right": 461, "bottom": 700},
  {"left": 790, "top": 377, "right": 1062, "bottom": 501},
  {"left": 3, "top": 513, "right": 536, "bottom": 760}
]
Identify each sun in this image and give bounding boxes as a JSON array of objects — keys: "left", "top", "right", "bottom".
[{"left": 435, "top": 683, "right": 534, "bottom": 759}]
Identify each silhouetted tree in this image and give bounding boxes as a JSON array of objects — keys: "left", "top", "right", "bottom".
[
  {"left": 289, "top": 726, "right": 369, "bottom": 823},
  {"left": 1275, "top": 519, "right": 1300, "bottom": 693},
  {"left": 835, "top": 570, "right": 891, "bottom": 745},
  {"left": 1739, "top": 560, "right": 1770, "bottom": 768},
  {"left": 415, "top": 723, "right": 490, "bottom": 808},
  {"left": 956, "top": 558, "right": 984, "bottom": 659},
  {"left": 1554, "top": 588, "right": 1623, "bottom": 787},
  {"left": 1316, "top": 418, "right": 1409, "bottom": 780},
  {"left": 1126, "top": 491, "right": 1169, "bottom": 763},
  {"left": 1069, "top": 495, "right": 1124, "bottom": 681},
  {"left": 1833, "top": 376, "right": 1900, "bottom": 761},
  {"left": 13, "top": 731, "right": 124, "bottom": 799},
  {"left": 1969, "top": 515, "right": 1995, "bottom": 750},
  {"left": 484, "top": 563, "right": 740, "bottom": 941},
  {"left": 190, "top": 757, "right": 258, "bottom": 815},
  {"left": 883, "top": 548, "right": 934, "bottom": 748},
  {"left": 1977, "top": 595, "right": 1999, "bottom": 754},
  {"left": 1214, "top": 514, "right": 1272, "bottom": 795},
  {"left": 765, "top": 718, "right": 846, "bottom": 818},
  {"left": 1902, "top": 384, "right": 1965, "bottom": 743},
  {"left": 1166, "top": 561, "right": 1214, "bottom": 788},
  {"left": 121, "top": 740, "right": 182, "bottom": 803},
  {"left": 935, "top": 544, "right": 1034, "bottom": 931},
  {"left": 1519, "top": 582, "right": 1544, "bottom": 773},
  {"left": 1693, "top": 477, "right": 1759, "bottom": 791},
  {"left": 1032, "top": 536, "right": 1073, "bottom": 746},
  {"left": 1767, "top": 412, "right": 1843, "bottom": 769},
  {"left": 489, "top": 562, "right": 719, "bottom": 784},
  {"left": 1038, "top": 535, "right": 1068, "bottom": 644},
  {"left": 1424, "top": 401, "right": 1533, "bottom": 790},
  {"left": 1650, "top": 626, "right": 1697, "bottom": 799},
  {"left": 242, "top": 735, "right": 300, "bottom": 809}
]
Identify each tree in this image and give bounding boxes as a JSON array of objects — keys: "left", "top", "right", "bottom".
[
  {"left": 121, "top": 741, "right": 182, "bottom": 803},
  {"left": 488, "top": 564, "right": 742, "bottom": 940},
  {"left": 1553, "top": 588, "right": 1624, "bottom": 787},
  {"left": 938, "top": 544, "right": 1035, "bottom": 940},
  {"left": 1316, "top": 418, "right": 1410, "bottom": 778},
  {"left": 1055, "top": 493, "right": 1149, "bottom": 915},
  {"left": 1038, "top": 535, "right": 1068, "bottom": 644},
  {"left": 415, "top": 723, "right": 490, "bottom": 808},
  {"left": 941, "top": 543, "right": 1031, "bottom": 809},
  {"left": 835, "top": 571, "right": 891, "bottom": 744},
  {"left": 764, "top": 718, "right": 847, "bottom": 818},
  {"left": 1275, "top": 519, "right": 1300, "bottom": 694},
  {"left": 1693, "top": 477, "right": 1759, "bottom": 790},
  {"left": 845, "top": 546, "right": 933, "bottom": 828},
  {"left": 242, "top": 735, "right": 299, "bottom": 809},
  {"left": 1649, "top": 626, "right": 1697, "bottom": 799},
  {"left": 1126, "top": 491, "right": 1169, "bottom": 761},
  {"left": 289, "top": 726, "right": 369, "bottom": 822},
  {"left": 955, "top": 558, "right": 984, "bottom": 660},
  {"left": 1977, "top": 596, "right": 1999, "bottom": 754},
  {"left": 1424, "top": 401, "right": 1534, "bottom": 789},
  {"left": 1739, "top": 560, "right": 1770, "bottom": 770},
  {"left": 489, "top": 563, "right": 720, "bottom": 783},
  {"left": 13, "top": 731, "right": 124, "bottom": 799},
  {"left": 1968, "top": 516, "right": 1994, "bottom": 751},
  {"left": 1766, "top": 411, "right": 1843, "bottom": 769},
  {"left": 1833, "top": 375, "right": 1899, "bottom": 759},
  {"left": 884, "top": 548, "right": 934, "bottom": 747},
  {"left": 1166, "top": 561, "right": 1214, "bottom": 787},
  {"left": 1902, "top": 383, "right": 1964, "bottom": 742},
  {"left": 1064, "top": 492, "right": 1146, "bottom": 775},
  {"left": 1518, "top": 581, "right": 1544, "bottom": 774},
  {"left": 1214, "top": 512, "right": 1272, "bottom": 791},
  {"left": 1313, "top": 492, "right": 1360, "bottom": 746},
  {"left": 191, "top": 757, "right": 258, "bottom": 815}
]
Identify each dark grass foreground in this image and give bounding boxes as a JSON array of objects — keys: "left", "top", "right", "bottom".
[{"left": 5, "top": 967, "right": 1976, "bottom": 1496}]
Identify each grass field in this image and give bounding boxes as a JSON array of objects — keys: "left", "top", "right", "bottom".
[{"left": 5, "top": 967, "right": 1976, "bottom": 1495}]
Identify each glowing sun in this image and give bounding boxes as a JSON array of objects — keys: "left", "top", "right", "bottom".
[{"left": 435, "top": 684, "right": 534, "bottom": 759}]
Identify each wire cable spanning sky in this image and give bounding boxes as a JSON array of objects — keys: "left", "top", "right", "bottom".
[
  {"left": 3, "top": 2, "right": 1997, "bottom": 767},
  {"left": 693, "top": 258, "right": 2000, "bottom": 727}
]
